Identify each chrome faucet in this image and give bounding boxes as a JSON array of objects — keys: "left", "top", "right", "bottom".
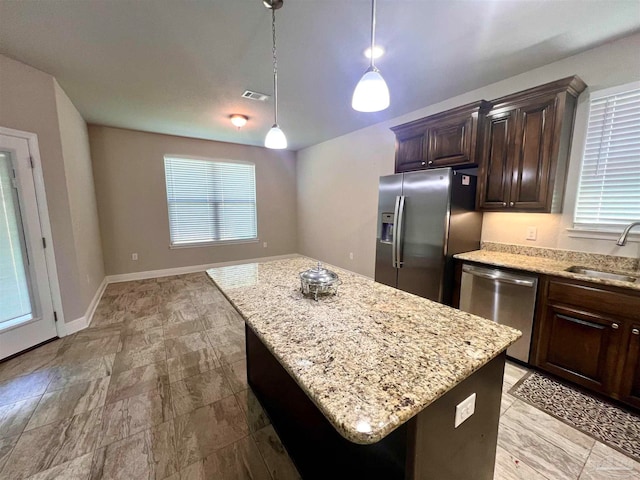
[{"left": 616, "top": 221, "right": 640, "bottom": 246}]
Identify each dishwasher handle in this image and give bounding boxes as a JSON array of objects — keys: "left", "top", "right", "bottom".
[{"left": 462, "top": 264, "right": 537, "bottom": 288}]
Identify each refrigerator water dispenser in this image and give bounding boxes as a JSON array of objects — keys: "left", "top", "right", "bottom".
[{"left": 380, "top": 213, "right": 394, "bottom": 244}]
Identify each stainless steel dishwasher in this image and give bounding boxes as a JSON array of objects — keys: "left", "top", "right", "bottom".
[{"left": 459, "top": 263, "right": 538, "bottom": 363}]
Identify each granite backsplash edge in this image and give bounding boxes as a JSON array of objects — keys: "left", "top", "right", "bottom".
[{"left": 481, "top": 241, "right": 639, "bottom": 272}]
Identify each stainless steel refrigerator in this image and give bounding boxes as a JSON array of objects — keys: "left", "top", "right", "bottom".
[{"left": 375, "top": 168, "right": 482, "bottom": 305}]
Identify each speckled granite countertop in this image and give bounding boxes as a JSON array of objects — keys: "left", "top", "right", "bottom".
[
  {"left": 207, "top": 256, "right": 521, "bottom": 445},
  {"left": 455, "top": 242, "right": 640, "bottom": 291}
]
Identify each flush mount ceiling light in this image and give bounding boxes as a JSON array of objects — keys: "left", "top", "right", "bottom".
[
  {"left": 263, "top": 0, "right": 287, "bottom": 149},
  {"left": 352, "top": 0, "right": 390, "bottom": 112},
  {"left": 230, "top": 114, "right": 248, "bottom": 129},
  {"left": 364, "top": 45, "right": 385, "bottom": 60}
]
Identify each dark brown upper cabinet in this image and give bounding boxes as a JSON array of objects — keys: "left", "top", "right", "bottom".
[
  {"left": 477, "top": 76, "right": 587, "bottom": 212},
  {"left": 391, "top": 101, "right": 491, "bottom": 173}
]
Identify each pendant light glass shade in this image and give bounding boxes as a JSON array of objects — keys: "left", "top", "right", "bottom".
[
  {"left": 352, "top": 0, "right": 389, "bottom": 113},
  {"left": 352, "top": 66, "right": 390, "bottom": 112},
  {"left": 265, "top": 124, "right": 287, "bottom": 149}
]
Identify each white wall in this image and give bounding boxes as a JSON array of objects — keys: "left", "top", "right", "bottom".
[
  {"left": 297, "top": 33, "right": 640, "bottom": 278},
  {"left": 54, "top": 81, "right": 106, "bottom": 310},
  {"left": 89, "top": 126, "right": 298, "bottom": 275},
  {"left": 0, "top": 54, "right": 103, "bottom": 323}
]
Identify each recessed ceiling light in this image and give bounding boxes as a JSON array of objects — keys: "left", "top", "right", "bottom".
[
  {"left": 364, "top": 45, "right": 385, "bottom": 60},
  {"left": 230, "top": 114, "right": 248, "bottom": 128}
]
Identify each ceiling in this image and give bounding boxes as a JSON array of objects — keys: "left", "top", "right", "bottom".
[{"left": 1, "top": 1, "right": 639, "bottom": 151}]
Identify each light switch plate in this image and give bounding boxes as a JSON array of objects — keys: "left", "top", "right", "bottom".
[{"left": 454, "top": 393, "right": 476, "bottom": 428}]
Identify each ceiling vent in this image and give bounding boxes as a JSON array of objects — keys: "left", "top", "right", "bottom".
[{"left": 241, "top": 90, "right": 270, "bottom": 102}]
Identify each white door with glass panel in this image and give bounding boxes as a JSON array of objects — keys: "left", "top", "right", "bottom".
[{"left": 0, "top": 134, "right": 56, "bottom": 360}]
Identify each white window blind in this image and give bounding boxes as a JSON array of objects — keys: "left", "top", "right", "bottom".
[
  {"left": 574, "top": 83, "right": 640, "bottom": 231},
  {"left": 164, "top": 157, "right": 257, "bottom": 246}
]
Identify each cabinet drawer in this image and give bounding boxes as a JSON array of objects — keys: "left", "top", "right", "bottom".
[{"left": 547, "top": 280, "right": 640, "bottom": 320}]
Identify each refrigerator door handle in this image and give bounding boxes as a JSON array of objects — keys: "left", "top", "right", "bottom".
[
  {"left": 396, "top": 195, "right": 406, "bottom": 268},
  {"left": 392, "top": 196, "right": 401, "bottom": 268}
]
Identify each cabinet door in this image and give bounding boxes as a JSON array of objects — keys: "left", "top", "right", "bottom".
[
  {"left": 395, "top": 128, "right": 428, "bottom": 173},
  {"left": 536, "top": 305, "right": 622, "bottom": 395},
  {"left": 477, "top": 111, "right": 515, "bottom": 209},
  {"left": 427, "top": 116, "right": 475, "bottom": 168},
  {"left": 509, "top": 95, "right": 558, "bottom": 210},
  {"left": 619, "top": 325, "right": 640, "bottom": 409}
]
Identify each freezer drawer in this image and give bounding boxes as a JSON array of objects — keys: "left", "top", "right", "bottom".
[{"left": 459, "top": 263, "right": 538, "bottom": 363}]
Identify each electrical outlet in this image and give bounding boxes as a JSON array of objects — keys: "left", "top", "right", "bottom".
[
  {"left": 526, "top": 226, "right": 537, "bottom": 241},
  {"left": 263, "top": 242, "right": 268, "bottom": 248},
  {"left": 454, "top": 393, "right": 476, "bottom": 428},
  {"left": 349, "top": 252, "right": 354, "bottom": 260},
  {"left": 131, "top": 253, "right": 138, "bottom": 261}
]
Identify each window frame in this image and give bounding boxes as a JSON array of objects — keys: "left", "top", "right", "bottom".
[
  {"left": 570, "top": 80, "right": 640, "bottom": 236},
  {"left": 163, "top": 155, "right": 259, "bottom": 249}
]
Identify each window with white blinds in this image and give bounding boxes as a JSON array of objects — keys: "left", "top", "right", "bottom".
[
  {"left": 574, "top": 82, "right": 640, "bottom": 231},
  {"left": 164, "top": 157, "right": 257, "bottom": 246}
]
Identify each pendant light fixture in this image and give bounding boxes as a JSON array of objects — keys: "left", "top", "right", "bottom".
[
  {"left": 264, "top": 0, "right": 287, "bottom": 149},
  {"left": 352, "top": 0, "right": 390, "bottom": 112}
]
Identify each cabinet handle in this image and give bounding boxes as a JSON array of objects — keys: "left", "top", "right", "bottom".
[
  {"left": 509, "top": 202, "right": 515, "bottom": 207},
  {"left": 612, "top": 323, "right": 619, "bottom": 329},
  {"left": 428, "top": 161, "right": 433, "bottom": 165},
  {"left": 502, "top": 202, "right": 507, "bottom": 207},
  {"left": 421, "top": 161, "right": 426, "bottom": 166},
  {"left": 633, "top": 328, "right": 639, "bottom": 335}
]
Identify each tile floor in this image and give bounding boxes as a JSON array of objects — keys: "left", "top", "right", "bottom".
[{"left": 0, "top": 272, "right": 636, "bottom": 479}]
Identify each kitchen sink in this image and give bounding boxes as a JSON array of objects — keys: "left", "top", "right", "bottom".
[{"left": 565, "top": 266, "right": 638, "bottom": 283}]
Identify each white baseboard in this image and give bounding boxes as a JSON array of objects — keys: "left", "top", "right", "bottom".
[
  {"left": 63, "top": 277, "right": 108, "bottom": 335},
  {"left": 85, "top": 277, "right": 108, "bottom": 327},
  {"left": 61, "top": 255, "right": 299, "bottom": 336},
  {"left": 105, "top": 254, "right": 299, "bottom": 283},
  {"left": 63, "top": 315, "right": 89, "bottom": 335}
]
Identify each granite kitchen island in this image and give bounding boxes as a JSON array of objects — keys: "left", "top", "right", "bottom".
[{"left": 207, "top": 257, "right": 521, "bottom": 479}]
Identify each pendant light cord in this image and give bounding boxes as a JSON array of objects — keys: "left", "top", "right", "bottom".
[
  {"left": 370, "top": 0, "right": 377, "bottom": 68},
  {"left": 272, "top": 8, "right": 279, "bottom": 125}
]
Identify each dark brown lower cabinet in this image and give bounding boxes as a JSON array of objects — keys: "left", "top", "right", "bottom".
[
  {"left": 246, "top": 325, "right": 505, "bottom": 480},
  {"left": 532, "top": 277, "right": 640, "bottom": 409},
  {"left": 535, "top": 305, "right": 622, "bottom": 394},
  {"left": 619, "top": 324, "right": 640, "bottom": 409}
]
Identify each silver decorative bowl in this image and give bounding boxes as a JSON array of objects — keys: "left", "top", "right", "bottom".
[{"left": 299, "top": 262, "right": 341, "bottom": 301}]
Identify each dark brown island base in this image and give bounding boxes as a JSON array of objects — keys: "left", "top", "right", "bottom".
[
  {"left": 248, "top": 326, "right": 506, "bottom": 479},
  {"left": 207, "top": 257, "right": 520, "bottom": 480}
]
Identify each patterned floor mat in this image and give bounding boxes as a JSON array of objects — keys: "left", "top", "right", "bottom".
[{"left": 509, "top": 371, "right": 640, "bottom": 462}]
